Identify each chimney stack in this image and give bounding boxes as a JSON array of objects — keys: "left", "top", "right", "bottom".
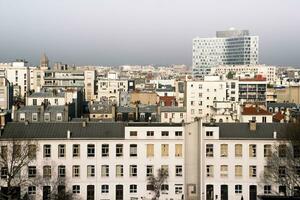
[
  {"left": 67, "top": 130, "right": 71, "bottom": 139},
  {"left": 249, "top": 120, "right": 256, "bottom": 131}
]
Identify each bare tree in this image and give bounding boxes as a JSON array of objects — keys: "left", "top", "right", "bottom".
[
  {"left": 147, "top": 168, "right": 168, "bottom": 200},
  {"left": 262, "top": 123, "right": 300, "bottom": 197},
  {"left": 0, "top": 139, "right": 38, "bottom": 200}
]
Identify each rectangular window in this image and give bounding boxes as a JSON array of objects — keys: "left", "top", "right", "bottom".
[
  {"left": 249, "top": 144, "right": 257, "bottom": 157},
  {"left": 161, "top": 165, "right": 169, "bottom": 176},
  {"left": 130, "top": 131, "right": 137, "bottom": 136},
  {"left": 102, "top": 144, "right": 109, "bottom": 157},
  {"left": 43, "top": 145, "right": 51, "bottom": 158},
  {"left": 220, "top": 165, "right": 228, "bottom": 177},
  {"left": 147, "top": 144, "right": 154, "bottom": 157},
  {"left": 249, "top": 165, "right": 257, "bottom": 177},
  {"left": 72, "top": 165, "right": 80, "bottom": 177},
  {"left": 220, "top": 144, "right": 228, "bottom": 157},
  {"left": 73, "top": 144, "right": 80, "bottom": 157},
  {"left": 161, "top": 184, "right": 169, "bottom": 191},
  {"left": 58, "top": 144, "right": 65, "bottom": 158},
  {"left": 116, "top": 165, "right": 123, "bottom": 177},
  {"left": 87, "top": 165, "right": 95, "bottom": 177},
  {"left": 206, "top": 131, "right": 213, "bottom": 137},
  {"left": 264, "top": 185, "right": 271, "bottom": 194},
  {"left": 161, "top": 131, "right": 169, "bottom": 136},
  {"left": 235, "top": 185, "right": 242, "bottom": 194},
  {"left": 28, "top": 144, "right": 37, "bottom": 159},
  {"left": 279, "top": 144, "right": 287, "bottom": 157},
  {"left": 175, "top": 144, "right": 183, "bottom": 157},
  {"left": 116, "top": 144, "right": 123, "bottom": 157},
  {"left": 206, "top": 144, "right": 214, "bottom": 157},
  {"left": 28, "top": 186, "right": 36, "bottom": 195},
  {"left": 87, "top": 144, "right": 95, "bottom": 157},
  {"left": 147, "top": 131, "right": 154, "bottom": 136},
  {"left": 1, "top": 146, "right": 7, "bottom": 159},
  {"left": 130, "top": 165, "right": 137, "bottom": 177},
  {"left": 28, "top": 166, "right": 37, "bottom": 178},
  {"left": 264, "top": 145, "right": 271, "bottom": 157},
  {"left": 130, "top": 144, "right": 137, "bottom": 157},
  {"left": 175, "top": 185, "right": 183, "bottom": 194},
  {"left": 72, "top": 185, "right": 80, "bottom": 194},
  {"left": 43, "top": 165, "right": 51, "bottom": 178},
  {"left": 1, "top": 167, "right": 7, "bottom": 179},
  {"left": 235, "top": 144, "right": 242, "bottom": 157},
  {"left": 58, "top": 165, "right": 66, "bottom": 177},
  {"left": 279, "top": 166, "right": 286, "bottom": 177},
  {"left": 130, "top": 184, "right": 137, "bottom": 193},
  {"left": 101, "top": 185, "right": 109, "bottom": 193},
  {"left": 235, "top": 165, "right": 242, "bottom": 177},
  {"left": 101, "top": 165, "right": 109, "bottom": 177},
  {"left": 175, "top": 131, "right": 183, "bottom": 136},
  {"left": 146, "top": 165, "right": 153, "bottom": 177},
  {"left": 175, "top": 165, "right": 183, "bottom": 177},
  {"left": 161, "top": 144, "right": 169, "bottom": 157},
  {"left": 206, "top": 165, "right": 214, "bottom": 177},
  {"left": 293, "top": 145, "right": 300, "bottom": 158},
  {"left": 32, "top": 113, "right": 38, "bottom": 122}
]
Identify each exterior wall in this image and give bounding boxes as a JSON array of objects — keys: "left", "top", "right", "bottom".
[
  {"left": 275, "top": 86, "right": 300, "bottom": 104},
  {"left": 240, "top": 115, "right": 273, "bottom": 123},
  {"left": 238, "top": 81, "right": 267, "bottom": 103},
  {"left": 96, "top": 79, "right": 128, "bottom": 104},
  {"left": 0, "top": 77, "right": 12, "bottom": 110},
  {"left": 84, "top": 70, "right": 96, "bottom": 101},
  {"left": 160, "top": 112, "right": 187, "bottom": 123},
  {"left": 130, "top": 92, "right": 159, "bottom": 105},
  {"left": 27, "top": 96, "right": 65, "bottom": 106}
]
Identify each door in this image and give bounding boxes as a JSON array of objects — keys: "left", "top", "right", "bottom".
[
  {"left": 87, "top": 185, "right": 95, "bottom": 200},
  {"left": 221, "top": 185, "right": 228, "bottom": 200},
  {"left": 43, "top": 186, "right": 51, "bottom": 200},
  {"left": 206, "top": 185, "right": 214, "bottom": 200},
  {"left": 116, "top": 185, "right": 123, "bottom": 200},
  {"left": 249, "top": 185, "right": 257, "bottom": 200}
]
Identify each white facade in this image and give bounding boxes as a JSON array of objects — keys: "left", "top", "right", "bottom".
[
  {"left": 192, "top": 29, "right": 259, "bottom": 77},
  {"left": 97, "top": 78, "right": 128, "bottom": 104}
]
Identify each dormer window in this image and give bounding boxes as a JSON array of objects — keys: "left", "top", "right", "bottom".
[{"left": 32, "top": 113, "right": 38, "bottom": 122}]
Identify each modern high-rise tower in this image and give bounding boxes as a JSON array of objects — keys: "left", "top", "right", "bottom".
[{"left": 192, "top": 28, "right": 259, "bottom": 78}]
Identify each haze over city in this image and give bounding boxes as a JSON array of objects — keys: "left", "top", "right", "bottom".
[{"left": 0, "top": 0, "right": 299, "bottom": 66}]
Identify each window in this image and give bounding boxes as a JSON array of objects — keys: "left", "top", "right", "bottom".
[
  {"left": 206, "top": 144, "right": 214, "bottom": 157},
  {"left": 72, "top": 165, "right": 80, "bottom": 177},
  {"left": 130, "top": 144, "right": 137, "bottom": 157},
  {"left": 206, "top": 165, "right": 213, "bottom": 177},
  {"left": 264, "top": 165, "right": 271, "bottom": 177},
  {"left": 294, "top": 145, "right": 300, "bottom": 158},
  {"left": 264, "top": 185, "right": 271, "bottom": 194},
  {"left": 161, "top": 184, "right": 169, "bottom": 191},
  {"left": 220, "top": 165, "right": 228, "bottom": 177},
  {"left": 130, "top": 184, "right": 137, "bottom": 193},
  {"left": 1, "top": 146, "right": 7, "bottom": 159},
  {"left": 235, "top": 165, "right": 242, "bottom": 177},
  {"left": 249, "top": 144, "right": 257, "bottom": 157},
  {"left": 175, "top": 185, "right": 183, "bottom": 194},
  {"left": 130, "top": 131, "right": 137, "bottom": 136},
  {"left": 116, "top": 144, "right": 123, "bottom": 157},
  {"left": 161, "top": 144, "right": 169, "bottom": 157},
  {"left": 249, "top": 165, "right": 257, "bottom": 177},
  {"left": 116, "top": 165, "right": 123, "bottom": 177},
  {"left": 101, "top": 185, "right": 109, "bottom": 193},
  {"left": 146, "top": 165, "right": 153, "bottom": 177},
  {"left": 175, "top": 131, "right": 182, "bottom": 136},
  {"left": 147, "top": 144, "right": 154, "bottom": 157},
  {"left": 264, "top": 145, "right": 271, "bottom": 157},
  {"left": 13, "top": 144, "right": 21, "bottom": 157},
  {"left": 20, "top": 113, "right": 25, "bottom": 121},
  {"left": 32, "top": 113, "right": 38, "bottom": 122},
  {"left": 56, "top": 113, "right": 62, "bottom": 121},
  {"left": 87, "top": 165, "right": 95, "bottom": 177},
  {"left": 73, "top": 144, "right": 80, "bottom": 157},
  {"left": 220, "top": 144, "right": 228, "bottom": 157},
  {"left": 206, "top": 131, "right": 213, "bottom": 137},
  {"left": 161, "top": 131, "right": 169, "bottom": 136},
  {"left": 102, "top": 144, "right": 109, "bottom": 157},
  {"left": 279, "top": 144, "right": 287, "bottom": 157},
  {"left": 279, "top": 186, "right": 286, "bottom": 196},
  {"left": 58, "top": 144, "right": 65, "bottom": 158},
  {"left": 175, "top": 144, "right": 183, "bottom": 157},
  {"left": 176, "top": 165, "right": 183, "bottom": 177},
  {"left": 87, "top": 144, "right": 95, "bottom": 157},
  {"left": 101, "top": 165, "right": 109, "bottom": 177},
  {"left": 235, "top": 144, "right": 242, "bottom": 157},
  {"left": 28, "top": 144, "right": 37, "bottom": 159},
  {"left": 130, "top": 165, "right": 137, "bottom": 177},
  {"left": 44, "top": 145, "right": 51, "bottom": 157},
  {"left": 147, "top": 131, "right": 154, "bottom": 136},
  {"left": 72, "top": 185, "right": 80, "bottom": 194},
  {"left": 279, "top": 166, "right": 286, "bottom": 177},
  {"left": 58, "top": 165, "right": 66, "bottom": 177},
  {"left": 44, "top": 113, "right": 50, "bottom": 122},
  {"left": 235, "top": 185, "right": 242, "bottom": 194},
  {"left": 28, "top": 186, "right": 36, "bottom": 195},
  {"left": 43, "top": 166, "right": 51, "bottom": 178},
  {"left": 28, "top": 166, "right": 37, "bottom": 178},
  {"left": 1, "top": 167, "right": 7, "bottom": 179},
  {"left": 147, "top": 185, "right": 154, "bottom": 191}
]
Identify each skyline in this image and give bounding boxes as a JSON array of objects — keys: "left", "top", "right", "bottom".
[{"left": 0, "top": 0, "right": 299, "bottom": 67}]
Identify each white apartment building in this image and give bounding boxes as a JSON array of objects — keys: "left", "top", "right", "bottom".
[
  {"left": 193, "top": 29, "right": 259, "bottom": 77},
  {"left": 184, "top": 120, "right": 290, "bottom": 200},
  {"left": 0, "top": 61, "right": 31, "bottom": 97},
  {"left": 0, "top": 76, "right": 13, "bottom": 110},
  {"left": 210, "top": 65, "right": 276, "bottom": 83},
  {"left": 185, "top": 76, "right": 238, "bottom": 122},
  {"left": 0, "top": 122, "right": 185, "bottom": 200}
]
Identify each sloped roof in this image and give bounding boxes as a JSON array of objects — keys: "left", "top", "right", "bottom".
[{"left": 242, "top": 106, "right": 272, "bottom": 115}]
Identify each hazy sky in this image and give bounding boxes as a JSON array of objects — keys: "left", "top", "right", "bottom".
[{"left": 0, "top": 0, "right": 299, "bottom": 66}]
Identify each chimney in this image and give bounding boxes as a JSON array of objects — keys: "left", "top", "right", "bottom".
[
  {"left": 249, "top": 120, "right": 256, "bottom": 131},
  {"left": 273, "top": 131, "right": 277, "bottom": 139},
  {"left": 112, "top": 104, "right": 116, "bottom": 121},
  {"left": 67, "top": 130, "right": 71, "bottom": 139},
  {"left": 82, "top": 121, "right": 87, "bottom": 127},
  {"left": 25, "top": 120, "right": 29, "bottom": 125}
]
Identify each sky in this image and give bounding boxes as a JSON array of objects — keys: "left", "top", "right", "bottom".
[{"left": 0, "top": 0, "right": 299, "bottom": 67}]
